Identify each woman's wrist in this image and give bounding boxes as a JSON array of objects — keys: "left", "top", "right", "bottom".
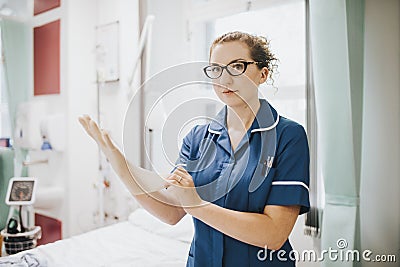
[{"left": 184, "top": 200, "right": 210, "bottom": 215}]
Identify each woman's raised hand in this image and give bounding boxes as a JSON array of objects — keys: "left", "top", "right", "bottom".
[
  {"left": 78, "top": 115, "right": 169, "bottom": 195},
  {"left": 78, "top": 115, "right": 130, "bottom": 179}
]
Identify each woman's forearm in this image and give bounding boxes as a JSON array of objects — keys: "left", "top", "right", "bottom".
[
  {"left": 186, "top": 203, "right": 299, "bottom": 250},
  {"left": 116, "top": 159, "right": 187, "bottom": 225},
  {"left": 135, "top": 190, "right": 187, "bottom": 225}
]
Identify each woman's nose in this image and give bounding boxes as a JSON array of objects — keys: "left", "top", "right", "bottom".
[{"left": 218, "top": 69, "right": 233, "bottom": 86}]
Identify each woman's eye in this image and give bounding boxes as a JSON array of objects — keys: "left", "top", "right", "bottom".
[
  {"left": 211, "top": 66, "right": 221, "bottom": 72},
  {"left": 230, "top": 63, "right": 244, "bottom": 71}
]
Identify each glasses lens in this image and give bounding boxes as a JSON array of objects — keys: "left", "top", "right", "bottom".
[
  {"left": 227, "top": 62, "right": 245, "bottom": 76},
  {"left": 204, "top": 65, "right": 222, "bottom": 79}
]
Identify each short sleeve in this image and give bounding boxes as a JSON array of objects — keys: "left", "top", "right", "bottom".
[
  {"left": 172, "top": 126, "right": 198, "bottom": 171},
  {"left": 266, "top": 124, "right": 310, "bottom": 214}
]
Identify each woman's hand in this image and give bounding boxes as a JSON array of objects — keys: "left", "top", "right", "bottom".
[
  {"left": 78, "top": 115, "right": 130, "bottom": 179},
  {"left": 165, "top": 167, "right": 207, "bottom": 209}
]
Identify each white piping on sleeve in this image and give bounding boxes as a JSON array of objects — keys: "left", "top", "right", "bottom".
[{"left": 271, "top": 181, "right": 309, "bottom": 191}]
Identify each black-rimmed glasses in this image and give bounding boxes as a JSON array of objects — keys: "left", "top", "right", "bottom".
[{"left": 203, "top": 61, "right": 263, "bottom": 79}]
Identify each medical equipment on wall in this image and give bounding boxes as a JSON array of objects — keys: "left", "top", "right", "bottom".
[
  {"left": 0, "top": 177, "right": 41, "bottom": 255},
  {"left": 13, "top": 101, "right": 66, "bottom": 152},
  {"left": 91, "top": 15, "right": 155, "bottom": 226}
]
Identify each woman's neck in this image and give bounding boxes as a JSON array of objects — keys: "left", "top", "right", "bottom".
[{"left": 226, "top": 98, "right": 260, "bottom": 131}]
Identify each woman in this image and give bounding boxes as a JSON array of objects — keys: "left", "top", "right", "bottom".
[{"left": 80, "top": 31, "right": 310, "bottom": 266}]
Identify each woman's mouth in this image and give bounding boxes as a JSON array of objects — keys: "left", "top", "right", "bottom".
[{"left": 222, "top": 90, "right": 238, "bottom": 95}]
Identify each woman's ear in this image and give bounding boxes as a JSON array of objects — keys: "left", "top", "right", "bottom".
[{"left": 259, "top": 67, "right": 269, "bottom": 84}]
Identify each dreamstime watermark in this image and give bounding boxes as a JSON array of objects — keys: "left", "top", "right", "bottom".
[{"left": 257, "top": 238, "right": 397, "bottom": 263}]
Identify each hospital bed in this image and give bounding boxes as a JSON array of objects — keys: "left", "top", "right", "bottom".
[{"left": 1, "top": 208, "right": 193, "bottom": 266}]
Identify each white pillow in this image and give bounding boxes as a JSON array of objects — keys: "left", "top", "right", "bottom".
[{"left": 128, "top": 208, "right": 194, "bottom": 243}]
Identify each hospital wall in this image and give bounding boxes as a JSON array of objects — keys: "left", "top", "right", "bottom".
[
  {"left": 27, "top": 0, "right": 141, "bottom": 237},
  {"left": 64, "top": 0, "right": 141, "bottom": 236},
  {"left": 95, "top": 0, "right": 141, "bottom": 227},
  {"left": 360, "top": 0, "right": 400, "bottom": 265},
  {"left": 28, "top": 0, "right": 99, "bottom": 237}
]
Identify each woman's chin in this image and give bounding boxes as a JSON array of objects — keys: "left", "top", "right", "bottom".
[{"left": 218, "top": 93, "right": 243, "bottom": 107}]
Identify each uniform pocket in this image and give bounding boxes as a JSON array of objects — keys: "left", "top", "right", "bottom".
[{"left": 248, "top": 160, "right": 276, "bottom": 193}]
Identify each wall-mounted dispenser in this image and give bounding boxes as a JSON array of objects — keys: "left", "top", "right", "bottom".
[{"left": 14, "top": 101, "right": 65, "bottom": 152}]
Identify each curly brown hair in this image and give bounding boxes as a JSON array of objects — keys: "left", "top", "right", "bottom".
[{"left": 210, "top": 31, "right": 278, "bottom": 84}]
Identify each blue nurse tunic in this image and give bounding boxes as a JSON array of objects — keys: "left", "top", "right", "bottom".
[{"left": 176, "top": 99, "right": 310, "bottom": 267}]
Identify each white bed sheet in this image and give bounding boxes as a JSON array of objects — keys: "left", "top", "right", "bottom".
[{"left": 18, "top": 209, "right": 193, "bottom": 267}]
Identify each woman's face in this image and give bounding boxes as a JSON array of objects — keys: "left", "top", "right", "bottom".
[{"left": 209, "top": 41, "right": 268, "bottom": 108}]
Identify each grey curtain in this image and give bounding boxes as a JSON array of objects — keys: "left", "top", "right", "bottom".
[{"left": 309, "top": 0, "right": 364, "bottom": 266}]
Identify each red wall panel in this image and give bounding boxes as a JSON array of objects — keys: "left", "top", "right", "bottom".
[
  {"left": 34, "top": 0, "right": 61, "bottom": 16},
  {"left": 34, "top": 20, "right": 60, "bottom": 96},
  {"left": 35, "top": 213, "right": 62, "bottom": 245}
]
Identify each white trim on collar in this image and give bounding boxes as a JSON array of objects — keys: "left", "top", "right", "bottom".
[
  {"left": 250, "top": 114, "right": 280, "bottom": 133},
  {"left": 207, "top": 127, "right": 222, "bottom": 135}
]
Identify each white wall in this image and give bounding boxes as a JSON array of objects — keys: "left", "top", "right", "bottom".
[
  {"left": 27, "top": 0, "right": 86, "bottom": 238},
  {"left": 147, "top": 0, "right": 189, "bottom": 76},
  {"left": 144, "top": 0, "right": 195, "bottom": 171},
  {"left": 63, "top": 0, "right": 99, "bottom": 236},
  {"left": 27, "top": 0, "right": 99, "bottom": 237},
  {"left": 360, "top": 0, "right": 400, "bottom": 266},
  {"left": 96, "top": 0, "right": 141, "bottom": 224},
  {"left": 64, "top": 0, "right": 141, "bottom": 235},
  {"left": 26, "top": 0, "right": 140, "bottom": 237}
]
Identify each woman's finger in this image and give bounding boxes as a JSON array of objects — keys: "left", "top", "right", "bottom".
[
  {"left": 174, "top": 168, "right": 190, "bottom": 179},
  {"left": 78, "top": 116, "right": 97, "bottom": 140},
  {"left": 165, "top": 173, "right": 188, "bottom": 187},
  {"left": 164, "top": 178, "right": 181, "bottom": 189},
  {"left": 180, "top": 166, "right": 189, "bottom": 174},
  {"left": 79, "top": 115, "right": 96, "bottom": 133},
  {"left": 81, "top": 115, "right": 92, "bottom": 126},
  {"left": 166, "top": 173, "right": 182, "bottom": 182},
  {"left": 176, "top": 166, "right": 189, "bottom": 174},
  {"left": 82, "top": 114, "right": 91, "bottom": 120},
  {"left": 78, "top": 116, "right": 90, "bottom": 131},
  {"left": 89, "top": 120, "right": 106, "bottom": 147},
  {"left": 165, "top": 173, "right": 176, "bottom": 180},
  {"left": 102, "top": 130, "right": 116, "bottom": 150},
  {"left": 78, "top": 117, "right": 88, "bottom": 132}
]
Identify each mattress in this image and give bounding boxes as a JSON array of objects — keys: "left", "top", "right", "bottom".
[{"left": 3, "top": 209, "right": 193, "bottom": 267}]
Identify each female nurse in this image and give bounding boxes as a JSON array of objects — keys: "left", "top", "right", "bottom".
[{"left": 80, "top": 31, "right": 310, "bottom": 267}]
